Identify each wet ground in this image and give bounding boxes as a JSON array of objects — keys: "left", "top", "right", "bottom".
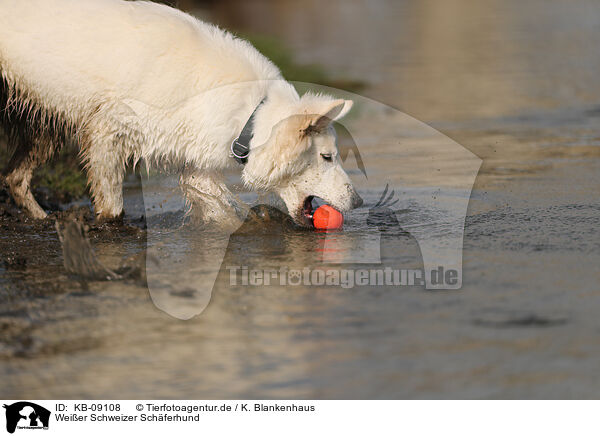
[{"left": 1, "top": 0, "right": 600, "bottom": 398}]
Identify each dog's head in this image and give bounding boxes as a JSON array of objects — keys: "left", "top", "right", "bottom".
[{"left": 243, "top": 93, "right": 363, "bottom": 227}]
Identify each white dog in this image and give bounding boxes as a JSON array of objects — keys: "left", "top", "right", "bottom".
[{"left": 0, "top": 0, "right": 362, "bottom": 226}]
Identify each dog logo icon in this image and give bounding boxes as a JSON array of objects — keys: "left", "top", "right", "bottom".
[{"left": 3, "top": 402, "right": 50, "bottom": 434}]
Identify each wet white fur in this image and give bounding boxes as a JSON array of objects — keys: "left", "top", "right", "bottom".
[{"left": 0, "top": 0, "right": 360, "bottom": 224}]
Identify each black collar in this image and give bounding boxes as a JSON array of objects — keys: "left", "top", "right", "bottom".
[{"left": 231, "top": 98, "right": 266, "bottom": 165}]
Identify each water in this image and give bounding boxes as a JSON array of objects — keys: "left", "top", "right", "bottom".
[{"left": 1, "top": 0, "right": 600, "bottom": 399}]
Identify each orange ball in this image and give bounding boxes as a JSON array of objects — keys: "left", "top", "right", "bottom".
[{"left": 312, "top": 205, "right": 344, "bottom": 230}]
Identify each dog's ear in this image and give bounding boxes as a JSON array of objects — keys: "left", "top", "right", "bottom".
[{"left": 304, "top": 99, "right": 353, "bottom": 134}]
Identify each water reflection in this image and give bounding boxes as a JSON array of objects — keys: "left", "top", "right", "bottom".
[{"left": 206, "top": 0, "right": 600, "bottom": 123}]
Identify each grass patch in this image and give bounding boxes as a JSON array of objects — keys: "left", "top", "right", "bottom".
[{"left": 32, "top": 147, "right": 88, "bottom": 202}]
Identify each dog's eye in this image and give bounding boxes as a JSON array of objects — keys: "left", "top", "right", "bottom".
[{"left": 320, "top": 153, "right": 333, "bottom": 162}]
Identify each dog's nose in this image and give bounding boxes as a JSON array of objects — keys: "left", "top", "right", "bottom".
[
  {"left": 344, "top": 184, "right": 363, "bottom": 209},
  {"left": 352, "top": 194, "right": 363, "bottom": 209},
  {"left": 347, "top": 185, "right": 363, "bottom": 209}
]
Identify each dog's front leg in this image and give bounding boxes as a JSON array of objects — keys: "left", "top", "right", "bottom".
[{"left": 180, "top": 168, "right": 247, "bottom": 228}]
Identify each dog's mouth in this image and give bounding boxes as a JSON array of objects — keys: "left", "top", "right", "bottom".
[
  {"left": 297, "top": 195, "right": 315, "bottom": 227},
  {"left": 302, "top": 196, "right": 314, "bottom": 218},
  {"left": 296, "top": 195, "right": 325, "bottom": 228}
]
